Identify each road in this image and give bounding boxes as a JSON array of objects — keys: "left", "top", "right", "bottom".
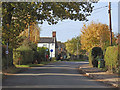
[{"left": 2, "top": 61, "right": 115, "bottom": 89}]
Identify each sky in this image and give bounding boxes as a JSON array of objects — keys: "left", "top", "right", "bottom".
[{"left": 39, "top": 1, "right": 118, "bottom": 43}]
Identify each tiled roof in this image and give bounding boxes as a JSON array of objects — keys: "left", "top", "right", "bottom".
[{"left": 38, "top": 37, "right": 54, "bottom": 43}]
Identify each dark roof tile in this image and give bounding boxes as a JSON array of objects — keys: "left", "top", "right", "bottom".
[{"left": 38, "top": 37, "right": 54, "bottom": 43}]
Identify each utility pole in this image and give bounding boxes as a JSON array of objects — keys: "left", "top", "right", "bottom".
[
  {"left": 28, "top": 23, "right": 30, "bottom": 40},
  {"left": 6, "top": 43, "right": 8, "bottom": 69},
  {"left": 28, "top": 15, "right": 30, "bottom": 40},
  {"left": 77, "top": 40, "right": 79, "bottom": 59},
  {"left": 108, "top": 2, "right": 112, "bottom": 46}
]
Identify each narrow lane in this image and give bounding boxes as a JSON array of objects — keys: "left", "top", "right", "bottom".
[{"left": 2, "top": 61, "right": 115, "bottom": 89}]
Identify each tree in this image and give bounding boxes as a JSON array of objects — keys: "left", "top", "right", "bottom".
[
  {"left": 2, "top": 2, "right": 94, "bottom": 48},
  {"left": 65, "top": 36, "right": 85, "bottom": 55},
  {"left": 81, "top": 21, "right": 116, "bottom": 52},
  {"left": 19, "top": 22, "right": 40, "bottom": 44},
  {"left": 2, "top": 2, "right": 38, "bottom": 48}
]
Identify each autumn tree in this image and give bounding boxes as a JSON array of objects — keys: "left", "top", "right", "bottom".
[
  {"left": 81, "top": 21, "right": 116, "bottom": 52},
  {"left": 19, "top": 22, "right": 40, "bottom": 44},
  {"left": 65, "top": 36, "right": 85, "bottom": 55},
  {"left": 2, "top": 2, "right": 94, "bottom": 48},
  {"left": 2, "top": 2, "right": 38, "bottom": 48}
]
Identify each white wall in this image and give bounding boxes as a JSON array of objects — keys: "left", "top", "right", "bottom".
[{"left": 37, "top": 43, "right": 55, "bottom": 57}]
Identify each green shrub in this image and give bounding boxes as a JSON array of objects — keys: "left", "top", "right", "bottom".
[
  {"left": 13, "top": 43, "right": 34, "bottom": 65},
  {"left": 89, "top": 47, "right": 103, "bottom": 67},
  {"left": 2, "top": 45, "right": 13, "bottom": 68},
  {"left": 13, "top": 40, "right": 38, "bottom": 65},
  {"left": 92, "top": 47, "right": 103, "bottom": 58},
  {"left": 52, "top": 57, "right": 56, "bottom": 61},
  {"left": 37, "top": 47, "right": 49, "bottom": 63},
  {"left": 104, "top": 46, "right": 119, "bottom": 73},
  {"left": 13, "top": 50, "right": 34, "bottom": 65}
]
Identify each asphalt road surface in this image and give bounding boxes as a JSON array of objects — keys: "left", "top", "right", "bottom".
[{"left": 2, "top": 61, "right": 116, "bottom": 89}]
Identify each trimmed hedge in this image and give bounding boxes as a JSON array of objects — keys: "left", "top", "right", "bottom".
[
  {"left": 89, "top": 47, "right": 103, "bottom": 67},
  {"left": 104, "top": 46, "right": 119, "bottom": 73},
  {"left": 2, "top": 45, "right": 13, "bottom": 68}
]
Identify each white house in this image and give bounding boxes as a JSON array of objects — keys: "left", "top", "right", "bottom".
[{"left": 37, "top": 31, "right": 58, "bottom": 58}]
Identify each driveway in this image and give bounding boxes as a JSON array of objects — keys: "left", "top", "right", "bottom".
[{"left": 2, "top": 61, "right": 115, "bottom": 89}]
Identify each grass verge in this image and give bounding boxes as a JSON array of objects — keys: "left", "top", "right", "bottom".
[
  {"left": 2, "top": 66, "right": 21, "bottom": 74},
  {"left": 3, "top": 60, "right": 57, "bottom": 75},
  {"left": 15, "top": 60, "right": 57, "bottom": 68}
]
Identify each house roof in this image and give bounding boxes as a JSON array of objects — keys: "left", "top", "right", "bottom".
[
  {"left": 38, "top": 37, "right": 54, "bottom": 43},
  {"left": 38, "top": 37, "right": 58, "bottom": 48}
]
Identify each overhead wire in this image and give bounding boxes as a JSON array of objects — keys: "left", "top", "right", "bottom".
[
  {"left": 93, "top": 5, "right": 108, "bottom": 11},
  {"left": 39, "top": 5, "right": 109, "bottom": 28},
  {"left": 90, "top": 5, "right": 109, "bottom": 15}
]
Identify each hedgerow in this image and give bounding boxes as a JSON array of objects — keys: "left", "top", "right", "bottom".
[
  {"left": 104, "top": 46, "right": 119, "bottom": 73},
  {"left": 13, "top": 45, "right": 34, "bottom": 65},
  {"left": 89, "top": 47, "right": 103, "bottom": 67}
]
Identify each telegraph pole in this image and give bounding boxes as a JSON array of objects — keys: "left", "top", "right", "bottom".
[
  {"left": 108, "top": 2, "right": 112, "bottom": 46},
  {"left": 28, "top": 23, "right": 30, "bottom": 40},
  {"left": 77, "top": 40, "right": 79, "bottom": 59},
  {"left": 28, "top": 15, "right": 30, "bottom": 40}
]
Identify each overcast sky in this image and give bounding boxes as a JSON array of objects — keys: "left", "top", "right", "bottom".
[{"left": 39, "top": 1, "right": 118, "bottom": 42}]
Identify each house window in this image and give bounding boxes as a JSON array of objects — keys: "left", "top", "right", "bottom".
[
  {"left": 43, "top": 44, "right": 47, "bottom": 47},
  {"left": 52, "top": 43, "right": 54, "bottom": 46},
  {"left": 59, "top": 47, "right": 61, "bottom": 50}
]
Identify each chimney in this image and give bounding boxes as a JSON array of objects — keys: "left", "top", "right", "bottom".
[{"left": 52, "top": 31, "right": 56, "bottom": 37}]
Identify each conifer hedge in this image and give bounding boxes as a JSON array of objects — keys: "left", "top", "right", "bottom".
[{"left": 104, "top": 46, "right": 119, "bottom": 73}]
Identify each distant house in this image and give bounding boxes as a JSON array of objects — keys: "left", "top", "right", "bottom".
[
  {"left": 37, "top": 31, "right": 58, "bottom": 58},
  {"left": 116, "top": 34, "right": 120, "bottom": 45},
  {"left": 57, "top": 41, "right": 67, "bottom": 60}
]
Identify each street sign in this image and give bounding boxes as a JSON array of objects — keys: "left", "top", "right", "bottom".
[
  {"left": 50, "top": 49, "right": 53, "bottom": 52},
  {"left": 6, "top": 51, "right": 9, "bottom": 54},
  {"left": 46, "top": 49, "right": 48, "bottom": 51}
]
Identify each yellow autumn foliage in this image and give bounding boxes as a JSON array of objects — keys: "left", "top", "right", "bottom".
[
  {"left": 20, "top": 22, "right": 40, "bottom": 44},
  {"left": 81, "top": 21, "right": 116, "bottom": 52}
]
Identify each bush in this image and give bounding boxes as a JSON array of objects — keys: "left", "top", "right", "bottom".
[
  {"left": 104, "top": 46, "right": 119, "bottom": 73},
  {"left": 2, "top": 45, "right": 13, "bottom": 68},
  {"left": 37, "top": 47, "right": 49, "bottom": 63},
  {"left": 13, "top": 44, "right": 34, "bottom": 65},
  {"left": 89, "top": 47, "right": 103, "bottom": 67},
  {"left": 52, "top": 57, "right": 56, "bottom": 61}
]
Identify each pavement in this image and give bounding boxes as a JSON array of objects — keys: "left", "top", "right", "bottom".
[{"left": 79, "top": 63, "right": 120, "bottom": 88}]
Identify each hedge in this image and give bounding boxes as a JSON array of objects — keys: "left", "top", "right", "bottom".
[
  {"left": 89, "top": 47, "right": 103, "bottom": 67},
  {"left": 36, "top": 47, "right": 49, "bottom": 63},
  {"left": 13, "top": 50, "right": 34, "bottom": 65},
  {"left": 104, "top": 46, "right": 119, "bottom": 73},
  {"left": 2, "top": 45, "right": 13, "bottom": 68},
  {"left": 13, "top": 44, "right": 34, "bottom": 65}
]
